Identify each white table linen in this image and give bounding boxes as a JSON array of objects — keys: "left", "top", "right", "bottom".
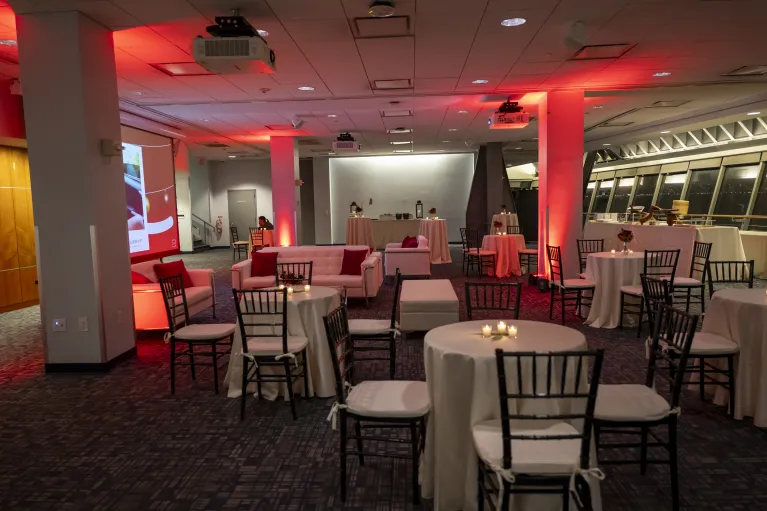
[
  {"left": 584, "top": 252, "right": 645, "bottom": 329},
  {"left": 695, "top": 226, "right": 746, "bottom": 263},
  {"left": 419, "top": 219, "right": 452, "bottom": 264},
  {"left": 491, "top": 213, "right": 519, "bottom": 233},
  {"left": 583, "top": 223, "right": 697, "bottom": 277},
  {"left": 346, "top": 217, "right": 374, "bottom": 249},
  {"left": 701, "top": 288, "right": 767, "bottom": 426},
  {"left": 224, "top": 286, "right": 340, "bottom": 399},
  {"left": 422, "top": 320, "right": 600, "bottom": 511},
  {"left": 739, "top": 231, "right": 767, "bottom": 277},
  {"left": 481, "top": 234, "right": 525, "bottom": 277},
  {"left": 370, "top": 219, "right": 419, "bottom": 249}
]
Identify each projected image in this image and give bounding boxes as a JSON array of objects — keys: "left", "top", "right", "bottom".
[{"left": 123, "top": 142, "right": 149, "bottom": 253}]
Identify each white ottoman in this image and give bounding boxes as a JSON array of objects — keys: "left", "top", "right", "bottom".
[{"left": 399, "top": 279, "right": 459, "bottom": 331}]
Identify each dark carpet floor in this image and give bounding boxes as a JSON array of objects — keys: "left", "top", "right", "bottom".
[{"left": 1, "top": 247, "right": 767, "bottom": 510}]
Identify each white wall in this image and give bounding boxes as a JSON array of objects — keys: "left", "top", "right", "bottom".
[
  {"left": 209, "top": 158, "right": 273, "bottom": 247},
  {"left": 313, "top": 157, "right": 332, "bottom": 244},
  {"left": 189, "top": 156, "right": 211, "bottom": 223},
  {"left": 329, "top": 154, "right": 474, "bottom": 243}
]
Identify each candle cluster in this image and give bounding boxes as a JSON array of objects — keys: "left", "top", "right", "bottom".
[{"left": 481, "top": 322, "right": 518, "bottom": 338}]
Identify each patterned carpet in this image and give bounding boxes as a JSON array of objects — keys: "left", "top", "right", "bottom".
[{"left": 1, "top": 247, "right": 767, "bottom": 510}]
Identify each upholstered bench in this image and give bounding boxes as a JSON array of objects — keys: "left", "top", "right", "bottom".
[{"left": 399, "top": 279, "right": 459, "bottom": 331}]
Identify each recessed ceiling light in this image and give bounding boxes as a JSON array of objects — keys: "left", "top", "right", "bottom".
[
  {"left": 652, "top": 72, "right": 671, "bottom": 77},
  {"left": 457, "top": 110, "right": 469, "bottom": 114},
  {"left": 472, "top": 79, "right": 489, "bottom": 84},
  {"left": 441, "top": 140, "right": 451, "bottom": 143},
  {"left": 448, "top": 128, "right": 458, "bottom": 132},
  {"left": 592, "top": 105, "right": 604, "bottom": 109},
  {"left": 131, "top": 91, "right": 144, "bottom": 96},
  {"left": 202, "top": 119, "right": 209, "bottom": 122},
  {"left": 501, "top": 18, "right": 526, "bottom": 27},
  {"left": 661, "top": 130, "right": 670, "bottom": 134},
  {"left": 327, "top": 114, "right": 337, "bottom": 118},
  {"left": 602, "top": 143, "right": 611, "bottom": 146},
  {"left": 228, "top": 155, "right": 236, "bottom": 159},
  {"left": 257, "top": 29, "right": 269, "bottom": 37},
  {"left": 390, "top": 141, "right": 411, "bottom": 145},
  {"left": 297, "top": 86, "right": 315, "bottom": 91},
  {"left": 0, "top": 40, "right": 17, "bottom": 47},
  {"left": 747, "top": 111, "right": 761, "bottom": 116}
]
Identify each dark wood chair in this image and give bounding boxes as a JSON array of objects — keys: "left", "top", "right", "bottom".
[
  {"left": 275, "top": 262, "right": 313, "bottom": 286},
  {"left": 230, "top": 225, "right": 249, "bottom": 260},
  {"left": 619, "top": 249, "right": 680, "bottom": 337},
  {"left": 576, "top": 239, "right": 604, "bottom": 279},
  {"left": 249, "top": 227, "right": 265, "bottom": 251},
  {"left": 465, "top": 228, "right": 496, "bottom": 277},
  {"left": 671, "top": 241, "right": 711, "bottom": 312},
  {"left": 506, "top": 224, "right": 522, "bottom": 235},
  {"left": 546, "top": 245, "right": 596, "bottom": 325},
  {"left": 464, "top": 282, "right": 522, "bottom": 320},
  {"left": 707, "top": 260, "right": 755, "bottom": 297}
]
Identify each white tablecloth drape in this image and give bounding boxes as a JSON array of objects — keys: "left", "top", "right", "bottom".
[
  {"left": 346, "top": 217, "right": 374, "bottom": 248},
  {"left": 481, "top": 234, "right": 525, "bottom": 277},
  {"left": 370, "top": 219, "right": 420, "bottom": 249},
  {"left": 491, "top": 213, "right": 519, "bottom": 233},
  {"left": 701, "top": 288, "right": 767, "bottom": 426},
  {"left": 740, "top": 231, "right": 767, "bottom": 277},
  {"left": 224, "top": 286, "right": 340, "bottom": 399},
  {"left": 422, "top": 320, "right": 600, "bottom": 511},
  {"left": 695, "top": 226, "right": 746, "bottom": 264},
  {"left": 419, "top": 219, "right": 452, "bottom": 264},
  {"left": 584, "top": 252, "right": 644, "bottom": 329}
]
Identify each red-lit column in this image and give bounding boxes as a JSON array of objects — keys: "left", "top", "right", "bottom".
[
  {"left": 537, "top": 90, "right": 585, "bottom": 278},
  {"left": 270, "top": 136, "right": 300, "bottom": 246}
]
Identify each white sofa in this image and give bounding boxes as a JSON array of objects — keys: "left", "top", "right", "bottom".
[
  {"left": 231, "top": 245, "right": 383, "bottom": 299},
  {"left": 131, "top": 260, "right": 216, "bottom": 331},
  {"left": 384, "top": 235, "right": 431, "bottom": 276}
]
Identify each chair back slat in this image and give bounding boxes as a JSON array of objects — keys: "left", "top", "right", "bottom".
[
  {"left": 464, "top": 282, "right": 522, "bottom": 320},
  {"left": 644, "top": 249, "right": 680, "bottom": 284},
  {"left": 465, "top": 228, "right": 482, "bottom": 252},
  {"left": 506, "top": 225, "right": 522, "bottom": 235},
  {"left": 640, "top": 274, "right": 671, "bottom": 333},
  {"left": 494, "top": 349, "right": 605, "bottom": 472},
  {"left": 276, "top": 262, "right": 313, "bottom": 286},
  {"left": 158, "top": 274, "right": 190, "bottom": 333},
  {"left": 576, "top": 239, "right": 604, "bottom": 273},
  {"left": 323, "top": 305, "right": 354, "bottom": 403},
  {"left": 392, "top": 268, "right": 431, "bottom": 327},
  {"left": 707, "top": 260, "right": 755, "bottom": 297},
  {"left": 546, "top": 245, "right": 565, "bottom": 286},
  {"left": 249, "top": 227, "right": 265, "bottom": 247},
  {"left": 690, "top": 241, "right": 712, "bottom": 281},
  {"left": 233, "top": 288, "right": 289, "bottom": 355},
  {"left": 230, "top": 225, "right": 240, "bottom": 243},
  {"left": 459, "top": 227, "right": 469, "bottom": 251}
]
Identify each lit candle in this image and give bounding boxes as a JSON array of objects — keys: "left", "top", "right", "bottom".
[
  {"left": 628, "top": 249, "right": 633, "bottom": 254},
  {"left": 610, "top": 249, "right": 616, "bottom": 254},
  {"left": 508, "top": 325, "right": 518, "bottom": 338},
  {"left": 287, "top": 287, "right": 294, "bottom": 295},
  {"left": 304, "top": 284, "right": 311, "bottom": 292},
  {"left": 278, "top": 284, "right": 285, "bottom": 290},
  {"left": 501, "top": 231, "right": 506, "bottom": 236},
  {"left": 497, "top": 321, "right": 507, "bottom": 335},
  {"left": 482, "top": 324, "right": 492, "bottom": 338}
]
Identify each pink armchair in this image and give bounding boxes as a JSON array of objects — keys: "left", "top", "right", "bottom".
[
  {"left": 131, "top": 260, "right": 216, "bottom": 330},
  {"left": 384, "top": 235, "right": 431, "bottom": 276}
]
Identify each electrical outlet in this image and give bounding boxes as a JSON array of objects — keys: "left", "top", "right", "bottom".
[
  {"left": 52, "top": 318, "right": 66, "bottom": 332},
  {"left": 78, "top": 317, "right": 89, "bottom": 332}
]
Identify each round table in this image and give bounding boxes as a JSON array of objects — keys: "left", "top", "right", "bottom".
[
  {"left": 481, "top": 234, "right": 526, "bottom": 277},
  {"left": 701, "top": 288, "right": 767, "bottom": 426},
  {"left": 224, "top": 286, "right": 341, "bottom": 399},
  {"left": 492, "top": 213, "right": 519, "bottom": 233},
  {"left": 421, "top": 320, "right": 598, "bottom": 511},
  {"left": 419, "top": 218, "right": 451, "bottom": 264},
  {"left": 346, "top": 216, "right": 374, "bottom": 248},
  {"left": 584, "top": 251, "right": 644, "bottom": 329}
]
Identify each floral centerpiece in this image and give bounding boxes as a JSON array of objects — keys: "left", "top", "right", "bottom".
[
  {"left": 617, "top": 228, "right": 634, "bottom": 254},
  {"left": 279, "top": 271, "right": 305, "bottom": 286},
  {"left": 355, "top": 206, "right": 363, "bottom": 216},
  {"left": 493, "top": 220, "right": 504, "bottom": 234}
]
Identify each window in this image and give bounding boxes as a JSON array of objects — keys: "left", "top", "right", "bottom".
[
  {"left": 685, "top": 168, "right": 719, "bottom": 215},
  {"left": 656, "top": 173, "right": 687, "bottom": 210},
  {"left": 632, "top": 174, "right": 659, "bottom": 211},
  {"left": 748, "top": 166, "right": 767, "bottom": 231},
  {"left": 592, "top": 180, "right": 614, "bottom": 214},
  {"left": 609, "top": 177, "right": 635, "bottom": 213},
  {"left": 713, "top": 165, "right": 759, "bottom": 226},
  {"left": 583, "top": 182, "right": 595, "bottom": 213}
]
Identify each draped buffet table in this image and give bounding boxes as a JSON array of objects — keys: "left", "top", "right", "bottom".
[
  {"left": 346, "top": 216, "right": 374, "bottom": 249},
  {"left": 370, "top": 219, "right": 420, "bottom": 249},
  {"left": 419, "top": 219, "right": 451, "bottom": 264}
]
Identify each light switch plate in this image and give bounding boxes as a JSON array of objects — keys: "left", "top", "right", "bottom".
[
  {"left": 78, "top": 317, "right": 89, "bottom": 332},
  {"left": 52, "top": 318, "right": 66, "bottom": 332}
]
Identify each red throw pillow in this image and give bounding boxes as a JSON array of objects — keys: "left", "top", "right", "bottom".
[
  {"left": 251, "top": 251, "right": 278, "bottom": 277},
  {"left": 131, "top": 271, "right": 154, "bottom": 285},
  {"left": 340, "top": 249, "right": 368, "bottom": 276},
  {"left": 153, "top": 260, "right": 194, "bottom": 288},
  {"left": 401, "top": 236, "right": 413, "bottom": 248},
  {"left": 403, "top": 237, "right": 419, "bottom": 249}
]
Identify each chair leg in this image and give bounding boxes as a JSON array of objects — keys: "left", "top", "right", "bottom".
[
  {"left": 560, "top": 290, "right": 566, "bottom": 326},
  {"left": 355, "top": 419, "right": 364, "bottom": 466},
  {"left": 727, "top": 355, "right": 736, "bottom": 417},
  {"left": 669, "top": 419, "right": 680, "bottom": 511},
  {"left": 285, "top": 360, "right": 297, "bottom": 420},
  {"left": 549, "top": 286, "right": 555, "bottom": 320},
  {"left": 562, "top": 485, "right": 570, "bottom": 511},
  {"left": 302, "top": 350, "right": 310, "bottom": 397},
  {"left": 685, "top": 288, "right": 691, "bottom": 313},
  {"left": 188, "top": 343, "right": 196, "bottom": 380},
  {"left": 213, "top": 299, "right": 217, "bottom": 319},
  {"left": 619, "top": 293, "right": 625, "bottom": 329},
  {"left": 699, "top": 358, "right": 705, "bottom": 401},
  {"left": 636, "top": 298, "right": 645, "bottom": 338},
  {"left": 700, "top": 287, "right": 706, "bottom": 313},
  {"left": 340, "top": 412, "right": 348, "bottom": 502},
  {"left": 240, "top": 358, "right": 248, "bottom": 421},
  {"left": 640, "top": 426, "right": 648, "bottom": 475},
  {"left": 212, "top": 341, "right": 219, "bottom": 395},
  {"left": 477, "top": 461, "right": 485, "bottom": 511},
  {"left": 170, "top": 338, "right": 176, "bottom": 395},
  {"left": 410, "top": 420, "right": 420, "bottom": 505},
  {"left": 575, "top": 290, "right": 582, "bottom": 318},
  {"left": 255, "top": 364, "right": 263, "bottom": 400},
  {"left": 389, "top": 336, "right": 396, "bottom": 379}
]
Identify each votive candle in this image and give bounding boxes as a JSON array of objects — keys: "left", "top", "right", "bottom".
[
  {"left": 481, "top": 324, "right": 492, "bottom": 337},
  {"left": 508, "top": 325, "right": 518, "bottom": 338},
  {"left": 497, "top": 321, "right": 507, "bottom": 335},
  {"left": 287, "top": 287, "right": 294, "bottom": 295},
  {"left": 610, "top": 249, "right": 616, "bottom": 254},
  {"left": 278, "top": 284, "right": 285, "bottom": 290},
  {"left": 304, "top": 284, "right": 311, "bottom": 292}
]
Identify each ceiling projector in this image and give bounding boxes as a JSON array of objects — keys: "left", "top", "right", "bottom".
[
  {"left": 332, "top": 133, "right": 361, "bottom": 153},
  {"left": 193, "top": 15, "right": 276, "bottom": 74},
  {"left": 489, "top": 100, "right": 530, "bottom": 130}
]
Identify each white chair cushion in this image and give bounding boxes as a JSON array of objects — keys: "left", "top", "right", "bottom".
[
  {"left": 691, "top": 332, "right": 739, "bottom": 355},
  {"left": 669, "top": 276, "right": 702, "bottom": 287},
  {"left": 472, "top": 419, "right": 582, "bottom": 475},
  {"left": 246, "top": 335, "right": 308, "bottom": 356},
  {"left": 346, "top": 380, "right": 430, "bottom": 418},
  {"left": 619, "top": 285, "right": 643, "bottom": 296},
  {"left": 560, "top": 279, "right": 595, "bottom": 289},
  {"left": 349, "top": 319, "right": 395, "bottom": 336},
  {"left": 174, "top": 323, "right": 236, "bottom": 341},
  {"left": 595, "top": 384, "right": 670, "bottom": 422},
  {"left": 233, "top": 241, "right": 249, "bottom": 246}
]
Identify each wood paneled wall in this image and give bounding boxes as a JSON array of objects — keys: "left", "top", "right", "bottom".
[{"left": 0, "top": 146, "right": 37, "bottom": 310}]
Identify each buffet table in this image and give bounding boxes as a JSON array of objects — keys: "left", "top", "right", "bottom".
[
  {"left": 370, "top": 219, "right": 420, "bottom": 249},
  {"left": 346, "top": 216, "right": 374, "bottom": 248},
  {"left": 740, "top": 231, "right": 767, "bottom": 277}
]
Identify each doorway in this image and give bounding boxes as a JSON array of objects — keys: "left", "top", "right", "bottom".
[{"left": 227, "top": 189, "right": 257, "bottom": 244}]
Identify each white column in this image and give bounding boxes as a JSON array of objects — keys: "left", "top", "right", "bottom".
[
  {"left": 174, "top": 141, "right": 194, "bottom": 252},
  {"left": 17, "top": 11, "right": 135, "bottom": 368},
  {"left": 313, "top": 157, "right": 332, "bottom": 244},
  {"left": 270, "top": 136, "right": 300, "bottom": 246}
]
